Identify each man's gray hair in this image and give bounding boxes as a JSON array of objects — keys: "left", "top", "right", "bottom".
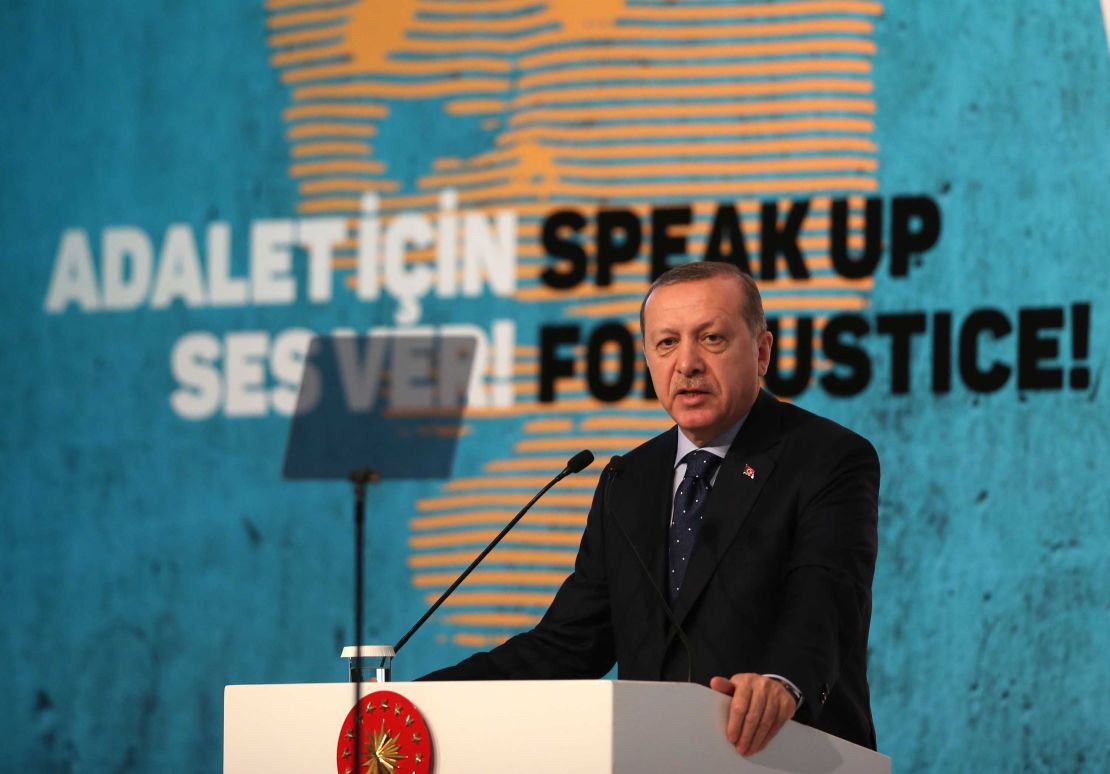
[{"left": 639, "top": 261, "right": 767, "bottom": 337}]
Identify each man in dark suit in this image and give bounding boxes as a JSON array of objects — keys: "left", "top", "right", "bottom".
[{"left": 423, "top": 262, "right": 880, "bottom": 755}]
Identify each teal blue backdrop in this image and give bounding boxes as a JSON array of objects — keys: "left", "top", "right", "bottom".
[{"left": 2, "top": 1, "right": 1107, "bottom": 771}]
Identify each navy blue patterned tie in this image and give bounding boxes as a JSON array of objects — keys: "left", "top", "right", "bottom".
[{"left": 668, "top": 450, "right": 722, "bottom": 602}]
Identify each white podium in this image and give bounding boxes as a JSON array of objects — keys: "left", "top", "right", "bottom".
[{"left": 224, "top": 680, "right": 890, "bottom": 773}]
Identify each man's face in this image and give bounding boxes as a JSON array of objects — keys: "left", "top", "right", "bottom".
[{"left": 642, "top": 277, "right": 773, "bottom": 447}]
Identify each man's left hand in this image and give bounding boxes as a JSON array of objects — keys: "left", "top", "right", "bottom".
[{"left": 709, "top": 673, "right": 798, "bottom": 756}]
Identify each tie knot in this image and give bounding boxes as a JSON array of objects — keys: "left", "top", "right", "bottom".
[{"left": 681, "top": 450, "right": 721, "bottom": 481}]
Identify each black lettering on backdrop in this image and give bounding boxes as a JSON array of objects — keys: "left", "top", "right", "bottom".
[
  {"left": 764, "top": 317, "right": 813, "bottom": 397},
  {"left": 890, "top": 196, "right": 941, "bottom": 276},
  {"left": 650, "top": 206, "right": 692, "bottom": 280},
  {"left": 876, "top": 313, "right": 928, "bottom": 394},
  {"left": 541, "top": 210, "right": 588, "bottom": 288},
  {"left": 539, "top": 324, "right": 579, "bottom": 401},
  {"left": 597, "top": 210, "right": 641, "bottom": 286},
  {"left": 586, "top": 323, "right": 636, "bottom": 402},
  {"left": 932, "top": 312, "right": 953, "bottom": 393},
  {"left": 830, "top": 197, "right": 883, "bottom": 279},
  {"left": 532, "top": 198, "right": 1092, "bottom": 401},
  {"left": 1018, "top": 308, "right": 1064, "bottom": 390},
  {"left": 821, "top": 314, "right": 871, "bottom": 396},
  {"left": 1069, "top": 303, "right": 1091, "bottom": 389},
  {"left": 539, "top": 194, "right": 944, "bottom": 289},
  {"left": 539, "top": 306, "right": 1091, "bottom": 402},
  {"left": 764, "top": 305, "right": 1091, "bottom": 398},
  {"left": 539, "top": 322, "right": 652, "bottom": 403},
  {"left": 704, "top": 204, "right": 752, "bottom": 274},
  {"left": 760, "top": 199, "right": 809, "bottom": 280},
  {"left": 959, "top": 309, "right": 1011, "bottom": 393}
]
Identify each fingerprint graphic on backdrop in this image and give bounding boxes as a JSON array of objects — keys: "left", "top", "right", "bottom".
[{"left": 265, "top": 0, "right": 882, "bottom": 648}]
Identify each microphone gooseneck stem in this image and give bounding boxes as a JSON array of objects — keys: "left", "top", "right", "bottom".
[
  {"left": 349, "top": 469, "right": 374, "bottom": 774},
  {"left": 393, "top": 451, "right": 593, "bottom": 655}
]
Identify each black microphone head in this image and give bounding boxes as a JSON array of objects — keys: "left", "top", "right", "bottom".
[
  {"left": 607, "top": 455, "right": 623, "bottom": 474},
  {"left": 564, "top": 449, "right": 594, "bottom": 475}
]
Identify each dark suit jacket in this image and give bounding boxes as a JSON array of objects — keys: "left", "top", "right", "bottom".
[{"left": 422, "top": 390, "right": 880, "bottom": 748}]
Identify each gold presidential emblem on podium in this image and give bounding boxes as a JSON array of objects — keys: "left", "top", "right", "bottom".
[{"left": 337, "top": 690, "right": 433, "bottom": 774}]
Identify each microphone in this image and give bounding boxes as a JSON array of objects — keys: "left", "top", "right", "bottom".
[
  {"left": 603, "top": 455, "right": 696, "bottom": 683},
  {"left": 563, "top": 448, "right": 595, "bottom": 476},
  {"left": 393, "top": 449, "right": 595, "bottom": 654}
]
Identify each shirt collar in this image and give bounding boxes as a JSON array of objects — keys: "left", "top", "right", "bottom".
[{"left": 673, "top": 415, "right": 748, "bottom": 469}]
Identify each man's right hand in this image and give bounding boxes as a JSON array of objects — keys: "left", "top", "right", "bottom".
[{"left": 709, "top": 673, "right": 798, "bottom": 756}]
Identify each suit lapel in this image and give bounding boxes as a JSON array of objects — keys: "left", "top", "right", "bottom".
[
  {"left": 621, "top": 428, "right": 675, "bottom": 600},
  {"left": 614, "top": 428, "right": 676, "bottom": 668},
  {"left": 670, "top": 391, "right": 785, "bottom": 626}
]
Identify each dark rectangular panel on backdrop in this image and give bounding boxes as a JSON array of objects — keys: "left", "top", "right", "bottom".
[{"left": 282, "top": 333, "right": 476, "bottom": 480}]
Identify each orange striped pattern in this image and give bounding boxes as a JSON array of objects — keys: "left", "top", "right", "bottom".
[{"left": 266, "top": 0, "right": 883, "bottom": 646}]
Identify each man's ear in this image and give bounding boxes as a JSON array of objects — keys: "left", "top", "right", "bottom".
[{"left": 757, "top": 330, "right": 773, "bottom": 377}]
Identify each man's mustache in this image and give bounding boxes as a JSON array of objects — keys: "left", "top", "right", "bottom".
[{"left": 674, "top": 379, "right": 712, "bottom": 394}]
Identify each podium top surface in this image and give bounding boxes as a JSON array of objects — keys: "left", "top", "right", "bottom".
[{"left": 225, "top": 680, "right": 890, "bottom": 774}]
